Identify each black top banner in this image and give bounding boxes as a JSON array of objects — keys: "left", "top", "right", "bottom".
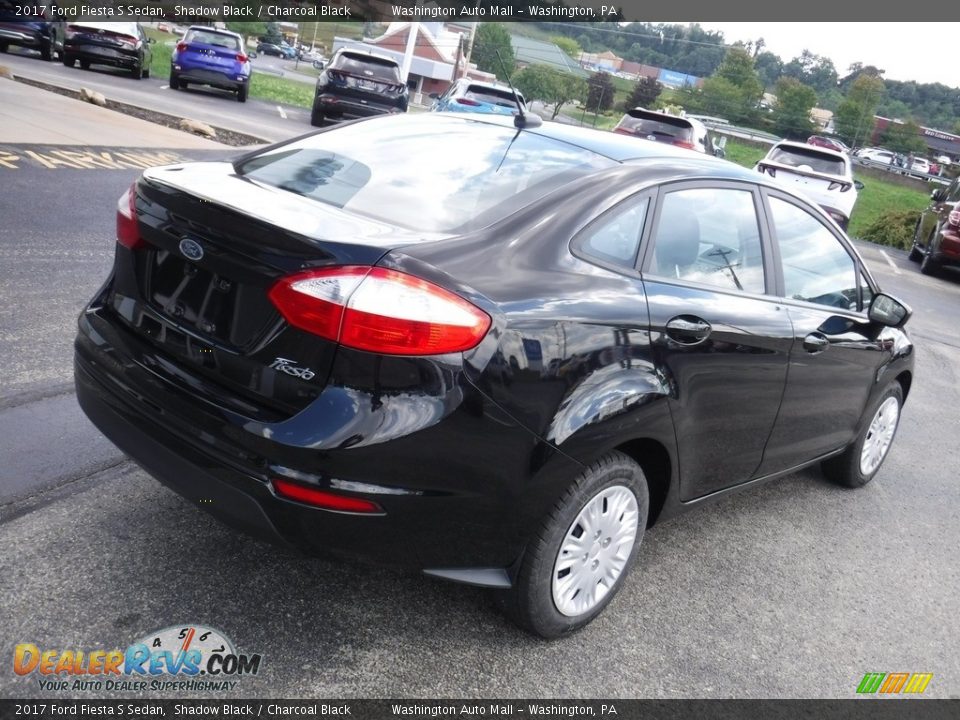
[{"left": 7, "top": 1, "right": 960, "bottom": 22}]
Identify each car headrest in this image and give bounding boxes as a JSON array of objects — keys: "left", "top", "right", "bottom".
[{"left": 655, "top": 207, "right": 701, "bottom": 272}]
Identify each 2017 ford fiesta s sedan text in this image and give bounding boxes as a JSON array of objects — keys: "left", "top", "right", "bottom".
[{"left": 75, "top": 113, "right": 914, "bottom": 638}]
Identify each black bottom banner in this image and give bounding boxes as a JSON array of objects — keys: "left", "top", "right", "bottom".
[{"left": 1, "top": 700, "right": 958, "bottom": 720}]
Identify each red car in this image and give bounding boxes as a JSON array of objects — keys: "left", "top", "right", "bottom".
[{"left": 807, "top": 135, "right": 849, "bottom": 154}]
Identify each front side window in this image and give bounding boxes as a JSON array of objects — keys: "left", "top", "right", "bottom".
[
  {"left": 646, "top": 187, "right": 766, "bottom": 294},
  {"left": 769, "top": 197, "right": 859, "bottom": 311}
]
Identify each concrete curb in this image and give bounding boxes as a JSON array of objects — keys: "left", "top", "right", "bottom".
[{"left": 10, "top": 73, "right": 272, "bottom": 147}]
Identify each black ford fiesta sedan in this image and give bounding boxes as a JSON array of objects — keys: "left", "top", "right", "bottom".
[{"left": 75, "top": 113, "right": 914, "bottom": 638}]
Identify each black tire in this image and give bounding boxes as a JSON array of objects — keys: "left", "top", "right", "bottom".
[
  {"left": 310, "top": 105, "right": 324, "bottom": 127},
  {"left": 496, "top": 451, "right": 649, "bottom": 638},
  {"left": 908, "top": 244, "right": 923, "bottom": 262},
  {"left": 62, "top": 54, "right": 74, "bottom": 67},
  {"left": 130, "top": 64, "right": 143, "bottom": 80},
  {"left": 143, "top": 67, "right": 150, "bottom": 79},
  {"left": 0, "top": 42, "right": 8, "bottom": 53},
  {"left": 79, "top": 59, "right": 90, "bottom": 70},
  {"left": 822, "top": 383, "right": 903, "bottom": 488},
  {"left": 237, "top": 84, "right": 248, "bottom": 103},
  {"left": 40, "top": 41, "right": 52, "bottom": 61},
  {"left": 169, "top": 72, "right": 180, "bottom": 89},
  {"left": 920, "top": 235, "right": 941, "bottom": 276}
]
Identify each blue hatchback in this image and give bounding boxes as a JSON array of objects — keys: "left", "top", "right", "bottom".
[{"left": 170, "top": 26, "right": 250, "bottom": 103}]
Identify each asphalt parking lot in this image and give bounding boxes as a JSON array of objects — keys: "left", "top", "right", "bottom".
[{"left": 0, "top": 71, "right": 958, "bottom": 700}]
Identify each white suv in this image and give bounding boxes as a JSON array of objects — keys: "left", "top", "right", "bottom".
[{"left": 755, "top": 141, "right": 863, "bottom": 229}]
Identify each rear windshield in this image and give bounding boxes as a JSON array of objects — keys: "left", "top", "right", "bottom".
[
  {"left": 185, "top": 29, "right": 240, "bottom": 50},
  {"left": 465, "top": 85, "right": 524, "bottom": 108},
  {"left": 617, "top": 113, "right": 693, "bottom": 142},
  {"left": 768, "top": 146, "right": 846, "bottom": 175},
  {"left": 333, "top": 53, "right": 401, "bottom": 82},
  {"left": 236, "top": 115, "right": 615, "bottom": 233}
]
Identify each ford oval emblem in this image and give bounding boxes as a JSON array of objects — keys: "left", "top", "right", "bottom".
[{"left": 179, "top": 238, "right": 204, "bottom": 262}]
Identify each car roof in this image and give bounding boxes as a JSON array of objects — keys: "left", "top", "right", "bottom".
[{"left": 443, "top": 114, "right": 757, "bottom": 181}]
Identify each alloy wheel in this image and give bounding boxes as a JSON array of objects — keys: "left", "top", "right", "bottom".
[{"left": 859, "top": 396, "right": 900, "bottom": 476}]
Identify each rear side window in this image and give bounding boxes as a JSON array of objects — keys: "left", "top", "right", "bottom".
[
  {"left": 185, "top": 30, "right": 240, "bottom": 50},
  {"left": 576, "top": 197, "right": 649, "bottom": 268},
  {"left": 334, "top": 53, "right": 400, "bottom": 82},
  {"left": 646, "top": 187, "right": 766, "bottom": 295},
  {"left": 769, "top": 197, "right": 859, "bottom": 310}
]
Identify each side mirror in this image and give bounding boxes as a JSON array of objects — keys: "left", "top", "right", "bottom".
[
  {"left": 249, "top": 51, "right": 257, "bottom": 59},
  {"left": 854, "top": 180, "right": 864, "bottom": 190},
  {"left": 931, "top": 188, "right": 945, "bottom": 201},
  {"left": 869, "top": 293, "right": 911, "bottom": 328}
]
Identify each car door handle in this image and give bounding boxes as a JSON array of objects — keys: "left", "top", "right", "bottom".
[
  {"left": 665, "top": 316, "right": 711, "bottom": 344},
  {"left": 803, "top": 332, "right": 829, "bottom": 354}
]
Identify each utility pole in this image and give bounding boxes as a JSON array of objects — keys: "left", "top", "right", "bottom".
[
  {"left": 463, "top": 20, "right": 477, "bottom": 74},
  {"left": 400, "top": 21, "right": 419, "bottom": 84},
  {"left": 453, "top": 34, "right": 464, "bottom": 81}
]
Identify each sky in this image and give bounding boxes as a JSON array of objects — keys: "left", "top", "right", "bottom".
[{"left": 662, "top": 22, "right": 958, "bottom": 88}]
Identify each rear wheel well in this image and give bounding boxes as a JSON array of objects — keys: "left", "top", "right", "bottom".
[
  {"left": 895, "top": 371, "right": 912, "bottom": 401},
  {"left": 615, "top": 438, "right": 671, "bottom": 528}
]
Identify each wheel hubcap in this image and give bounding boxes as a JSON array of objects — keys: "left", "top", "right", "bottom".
[
  {"left": 859, "top": 396, "right": 900, "bottom": 476},
  {"left": 552, "top": 485, "right": 639, "bottom": 617}
]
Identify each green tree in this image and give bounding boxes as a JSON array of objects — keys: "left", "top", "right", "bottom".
[
  {"left": 586, "top": 71, "right": 615, "bottom": 113},
  {"left": 685, "top": 76, "right": 753, "bottom": 123},
  {"left": 472, "top": 23, "right": 515, "bottom": 76},
  {"left": 881, "top": 120, "right": 927, "bottom": 154},
  {"left": 714, "top": 47, "right": 764, "bottom": 108},
  {"left": 754, "top": 50, "right": 783, "bottom": 89},
  {"left": 834, "top": 74, "right": 885, "bottom": 146},
  {"left": 513, "top": 65, "right": 587, "bottom": 120},
  {"left": 551, "top": 35, "right": 581, "bottom": 60},
  {"left": 771, "top": 77, "right": 817, "bottom": 139},
  {"left": 782, "top": 50, "right": 838, "bottom": 95},
  {"left": 622, "top": 76, "right": 662, "bottom": 111},
  {"left": 261, "top": 22, "right": 282, "bottom": 45}
]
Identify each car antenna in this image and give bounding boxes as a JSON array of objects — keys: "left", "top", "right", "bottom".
[{"left": 495, "top": 50, "right": 542, "bottom": 129}]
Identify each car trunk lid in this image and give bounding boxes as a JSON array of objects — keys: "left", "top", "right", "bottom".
[{"left": 109, "top": 161, "right": 424, "bottom": 416}]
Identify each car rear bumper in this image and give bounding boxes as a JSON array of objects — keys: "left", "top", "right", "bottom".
[
  {"left": 73, "top": 297, "right": 564, "bottom": 574},
  {"left": 314, "top": 93, "right": 404, "bottom": 120},
  {"left": 175, "top": 65, "right": 248, "bottom": 90},
  {"left": 0, "top": 26, "right": 45, "bottom": 46},
  {"left": 65, "top": 42, "right": 139, "bottom": 68}
]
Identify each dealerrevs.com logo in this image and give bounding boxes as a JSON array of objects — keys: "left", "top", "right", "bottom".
[{"left": 13, "top": 625, "right": 262, "bottom": 693}]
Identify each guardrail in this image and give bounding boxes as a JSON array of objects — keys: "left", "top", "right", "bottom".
[{"left": 852, "top": 156, "right": 950, "bottom": 185}]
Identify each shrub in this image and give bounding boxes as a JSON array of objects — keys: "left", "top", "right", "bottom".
[{"left": 859, "top": 210, "right": 918, "bottom": 250}]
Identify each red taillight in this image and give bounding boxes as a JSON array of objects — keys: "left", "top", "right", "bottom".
[
  {"left": 116, "top": 182, "right": 145, "bottom": 250},
  {"left": 176, "top": 42, "right": 188, "bottom": 52},
  {"left": 272, "top": 479, "right": 383, "bottom": 514},
  {"left": 949, "top": 209, "right": 960, "bottom": 227},
  {"left": 455, "top": 97, "right": 481, "bottom": 106},
  {"left": 118, "top": 34, "right": 139, "bottom": 48},
  {"left": 672, "top": 140, "right": 696, "bottom": 150},
  {"left": 268, "top": 266, "right": 491, "bottom": 356},
  {"left": 236, "top": 53, "right": 248, "bottom": 63},
  {"left": 65, "top": 24, "right": 82, "bottom": 39}
]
